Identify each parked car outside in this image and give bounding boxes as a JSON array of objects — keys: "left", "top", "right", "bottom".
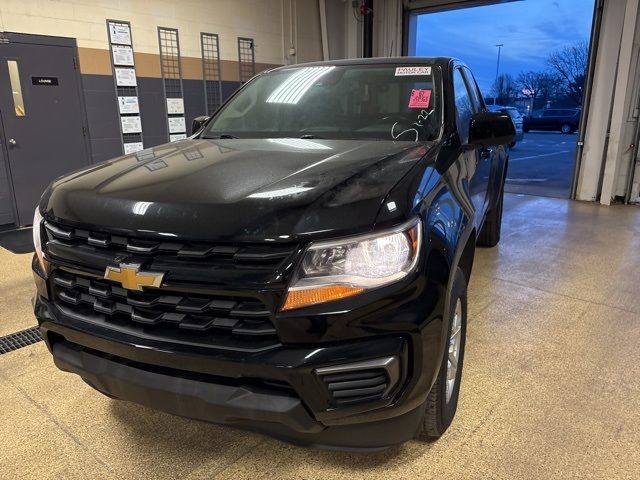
[
  {"left": 32, "top": 58, "right": 514, "bottom": 450},
  {"left": 487, "top": 105, "right": 523, "bottom": 147},
  {"left": 523, "top": 107, "right": 581, "bottom": 134}
]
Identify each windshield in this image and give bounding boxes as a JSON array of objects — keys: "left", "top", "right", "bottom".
[{"left": 202, "top": 64, "right": 442, "bottom": 142}]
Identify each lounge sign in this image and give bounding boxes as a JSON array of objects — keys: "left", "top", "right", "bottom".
[{"left": 32, "top": 76, "right": 59, "bottom": 86}]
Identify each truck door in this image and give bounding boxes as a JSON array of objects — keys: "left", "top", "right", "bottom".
[{"left": 453, "top": 68, "right": 490, "bottom": 228}]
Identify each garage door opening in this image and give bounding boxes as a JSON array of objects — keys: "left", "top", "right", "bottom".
[{"left": 406, "top": 0, "right": 596, "bottom": 199}]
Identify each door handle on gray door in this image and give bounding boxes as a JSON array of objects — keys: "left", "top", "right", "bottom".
[{"left": 8, "top": 138, "right": 17, "bottom": 146}]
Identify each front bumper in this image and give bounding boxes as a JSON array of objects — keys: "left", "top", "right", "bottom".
[{"left": 35, "top": 291, "right": 443, "bottom": 450}]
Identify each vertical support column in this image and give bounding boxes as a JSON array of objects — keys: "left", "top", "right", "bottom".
[
  {"left": 158, "top": 27, "right": 186, "bottom": 142},
  {"left": 237, "top": 37, "right": 256, "bottom": 84},
  {"left": 106, "top": 20, "right": 144, "bottom": 154},
  {"left": 598, "top": 0, "right": 639, "bottom": 204},
  {"left": 200, "top": 33, "right": 223, "bottom": 115}
]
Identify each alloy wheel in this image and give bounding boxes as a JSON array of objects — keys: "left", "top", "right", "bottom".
[{"left": 446, "top": 298, "right": 462, "bottom": 403}]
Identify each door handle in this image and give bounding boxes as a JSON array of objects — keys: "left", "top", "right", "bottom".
[{"left": 8, "top": 138, "right": 17, "bottom": 146}]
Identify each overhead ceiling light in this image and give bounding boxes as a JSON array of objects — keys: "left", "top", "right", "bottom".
[
  {"left": 267, "top": 138, "right": 331, "bottom": 150},
  {"left": 266, "top": 66, "right": 335, "bottom": 105},
  {"left": 249, "top": 186, "right": 314, "bottom": 198}
]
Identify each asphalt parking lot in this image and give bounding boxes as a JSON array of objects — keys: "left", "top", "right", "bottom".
[{"left": 506, "top": 131, "right": 577, "bottom": 198}]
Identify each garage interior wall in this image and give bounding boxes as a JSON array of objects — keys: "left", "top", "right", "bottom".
[
  {"left": 576, "top": 0, "right": 640, "bottom": 204},
  {"left": 0, "top": 0, "right": 323, "bottom": 164}
]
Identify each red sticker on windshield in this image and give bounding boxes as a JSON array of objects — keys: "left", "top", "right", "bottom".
[{"left": 408, "top": 89, "right": 431, "bottom": 109}]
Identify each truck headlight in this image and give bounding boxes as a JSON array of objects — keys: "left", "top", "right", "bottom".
[
  {"left": 33, "top": 207, "right": 46, "bottom": 272},
  {"left": 281, "top": 218, "right": 422, "bottom": 311}
]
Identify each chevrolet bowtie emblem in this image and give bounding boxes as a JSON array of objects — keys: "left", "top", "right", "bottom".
[{"left": 104, "top": 264, "right": 165, "bottom": 291}]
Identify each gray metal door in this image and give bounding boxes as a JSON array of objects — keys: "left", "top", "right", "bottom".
[{"left": 0, "top": 39, "right": 90, "bottom": 226}]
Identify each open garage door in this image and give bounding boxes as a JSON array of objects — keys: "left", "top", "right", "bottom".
[{"left": 404, "top": 0, "right": 597, "bottom": 199}]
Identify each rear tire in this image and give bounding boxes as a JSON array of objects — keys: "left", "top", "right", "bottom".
[{"left": 416, "top": 267, "right": 467, "bottom": 440}]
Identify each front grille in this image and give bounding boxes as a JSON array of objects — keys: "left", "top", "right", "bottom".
[
  {"left": 43, "top": 221, "right": 297, "bottom": 290},
  {"left": 50, "top": 271, "right": 281, "bottom": 353},
  {"left": 44, "top": 221, "right": 293, "bottom": 263},
  {"left": 42, "top": 220, "right": 298, "bottom": 352}
]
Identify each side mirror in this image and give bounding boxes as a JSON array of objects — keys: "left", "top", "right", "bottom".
[
  {"left": 467, "top": 111, "right": 515, "bottom": 148},
  {"left": 191, "top": 115, "right": 210, "bottom": 135}
]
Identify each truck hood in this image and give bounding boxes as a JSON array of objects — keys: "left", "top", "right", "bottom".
[{"left": 42, "top": 138, "right": 430, "bottom": 242}]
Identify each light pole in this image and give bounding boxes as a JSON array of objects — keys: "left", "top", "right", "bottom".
[{"left": 493, "top": 44, "right": 504, "bottom": 105}]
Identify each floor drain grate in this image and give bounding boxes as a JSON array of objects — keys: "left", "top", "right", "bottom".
[{"left": 0, "top": 327, "right": 43, "bottom": 354}]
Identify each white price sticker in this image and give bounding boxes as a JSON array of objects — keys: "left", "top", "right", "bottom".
[{"left": 395, "top": 66, "right": 432, "bottom": 76}]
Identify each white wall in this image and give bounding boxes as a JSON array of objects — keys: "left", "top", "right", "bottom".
[
  {"left": 576, "top": 0, "right": 640, "bottom": 204},
  {"left": 0, "top": 0, "right": 322, "bottom": 65}
]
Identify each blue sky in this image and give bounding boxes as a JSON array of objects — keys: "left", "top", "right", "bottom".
[{"left": 409, "top": 0, "right": 595, "bottom": 94}]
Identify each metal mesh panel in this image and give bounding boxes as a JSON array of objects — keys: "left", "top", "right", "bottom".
[
  {"left": 107, "top": 19, "right": 144, "bottom": 154},
  {"left": 238, "top": 37, "right": 255, "bottom": 84},
  {"left": 201, "top": 33, "right": 222, "bottom": 114},
  {"left": 158, "top": 28, "right": 182, "bottom": 80},
  {"left": 158, "top": 27, "right": 186, "bottom": 138}
]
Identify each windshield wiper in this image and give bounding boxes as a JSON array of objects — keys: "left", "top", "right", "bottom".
[{"left": 202, "top": 133, "right": 239, "bottom": 139}]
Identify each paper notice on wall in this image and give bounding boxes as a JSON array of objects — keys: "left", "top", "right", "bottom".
[
  {"left": 109, "top": 23, "right": 132, "bottom": 45},
  {"left": 123, "top": 142, "right": 144, "bottom": 154},
  {"left": 166, "top": 98, "right": 185, "bottom": 115},
  {"left": 118, "top": 96, "right": 139, "bottom": 114},
  {"left": 115, "top": 68, "right": 137, "bottom": 86},
  {"left": 170, "top": 134, "right": 187, "bottom": 142},
  {"left": 112, "top": 45, "right": 135, "bottom": 66},
  {"left": 168, "top": 117, "right": 186, "bottom": 133},
  {"left": 395, "top": 66, "right": 432, "bottom": 76},
  {"left": 121, "top": 116, "right": 142, "bottom": 134}
]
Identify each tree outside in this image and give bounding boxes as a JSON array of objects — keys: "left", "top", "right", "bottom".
[{"left": 487, "top": 40, "right": 588, "bottom": 113}]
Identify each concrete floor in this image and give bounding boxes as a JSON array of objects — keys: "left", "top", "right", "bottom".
[
  {"left": 506, "top": 132, "right": 577, "bottom": 199},
  {"left": 1, "top": 193, "right": 639, "bottom": 479}
]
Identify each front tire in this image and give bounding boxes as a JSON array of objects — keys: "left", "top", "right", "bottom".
[{"left": 416, "top": 267, "right": 467, "bottom": 439}]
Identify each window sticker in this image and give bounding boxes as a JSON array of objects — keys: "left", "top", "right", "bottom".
[
  {"left": 395, "top": 66, "right": 431, "bottom": 76},
  {"left": 408, "top": 89, "right": 431, "bottom": 109}
]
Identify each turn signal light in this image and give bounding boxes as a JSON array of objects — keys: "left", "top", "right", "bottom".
[{"left": 281, "top": 285, "right": 364, "bottom": 311}]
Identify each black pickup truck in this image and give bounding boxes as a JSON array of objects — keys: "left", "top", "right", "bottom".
[{"left": 32, "top": 57, "right": 514, "bottom": 450}]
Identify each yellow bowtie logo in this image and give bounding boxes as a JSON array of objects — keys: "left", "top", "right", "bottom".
[{"left": 104, "top": 264, "right": 165, "bottom": 291}]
